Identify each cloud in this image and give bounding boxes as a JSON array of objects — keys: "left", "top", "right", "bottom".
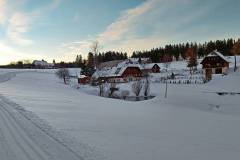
[
  {"left": 59, "top": 0, "right": 231, "bottom": 61},
  {"left": 95, "top": 0, "right": 221, "bottom": 53},
  {"left": 61, "top": 0, "right": 158, "bottom": 56},
  {"left": 6, "top": 12, "right": 34, "bottom": 46},
  {"left": 97, "top": 0, "right": 155, "bottom": 43},
  {"left": 0, "top": 0, "right": 7, "bottom": 25},
  {"left": 4, "top": 0, "right": 61, "bottom": 46}
]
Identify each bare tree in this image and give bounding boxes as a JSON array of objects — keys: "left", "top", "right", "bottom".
[
  {"left": 144, "top": 79, "right": 150, "bottom": 97},
  {"left": 132, "top": 80, "right": 143, "bottom": 97},
  {"left": 99, "top": 84, "right": 104, "bottom": 96},
  {"left": 90, "top": 41, "right": 102, "bottom": 68},
  {"left": 90, "top": 41, "right": 101, "bottom": 55},
  {"left": 55, "top": 68, "right": 70, "bottom": 84},
  {"left": 231, "top": 40, "right": 240, "bottom": 72},
  {"left": 164, "top": 62, "right": 171, "bottom": 98},
  {"left": 143, "top": 73, "right": 150, "bottom": 97}
]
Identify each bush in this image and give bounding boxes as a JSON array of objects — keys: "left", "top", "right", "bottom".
[
  {"left": 143, "top": 79, "right": 150, "bottom": 97},
  {"left": 108, "top": 83, "right": 118, "bottom": 97},
  {"left": 121, "top": 90, "right": 129, "bottom": 99},
  {"left": 55, "top": 68, "right": 70, "bottom": 84},
  {"left": 132, "top": 80, "right": 143, "bottom": 97}
]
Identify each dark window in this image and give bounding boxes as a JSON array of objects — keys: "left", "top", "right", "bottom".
[{"left": 215, "top": 68, "right": 222, "bottom": 74}]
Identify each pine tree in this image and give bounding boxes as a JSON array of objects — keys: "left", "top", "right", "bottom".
[{"left": 87, "top": 52, "right": 94, "bottom": 68}]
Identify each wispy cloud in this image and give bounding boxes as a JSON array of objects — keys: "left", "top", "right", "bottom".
[
  {"left": 93, "top": 0, "right": 225, "bottom": 54},
  {"left": 4, "top": 0, "right": 61, "bottom": 46},
  {"left": 97, "top": 0, "right": 155, "bottom": 43},
  {"left": 0, "top": 0, "right": 62, "bottom": 64},
  {"left": 0, "top": 0, "right": 7, "bottom": 25},
  {"left": 6, "top": 12, "right": 34, "bottom": 46},
  {"left": 61, "top": 0, "right": 158, "bottom": 56}
]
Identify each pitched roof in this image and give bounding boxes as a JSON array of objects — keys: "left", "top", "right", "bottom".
[
  {"left": 142, "top": 63, "right": 160, "bottom": 70},
  {"left": 92, "top": 60, "right": 142, "bottom": 79},
  {"left": 33, "top": 60, "right": 53, "bottom": 66},
  {"left": 129, "top": 58, "right": 151, "bottom": 63},
  {"left": 98, "top": 60, "right": 125, "bottom": 69},
  {"left": 201, "top": 50, "right": 231, "bottom": 64}
]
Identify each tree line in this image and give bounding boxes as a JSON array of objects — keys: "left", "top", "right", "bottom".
[{"left": 131, "top": 38, "right": 240, "bottom": 62}]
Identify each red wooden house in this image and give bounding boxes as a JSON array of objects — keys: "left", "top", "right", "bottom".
[
  {"left": 93, "top": 64, "right": 143, "bottom": 84},
  {"left": 200, "top": 50, "right": 230, "bottom": 80}
]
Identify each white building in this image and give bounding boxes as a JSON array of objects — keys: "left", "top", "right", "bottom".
[{"left": 32, "top": 60, "right": 54, "bottom": 69}]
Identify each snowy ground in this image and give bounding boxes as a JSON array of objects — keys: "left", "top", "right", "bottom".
[
  {"left": 0, "top": 96, "right": 84, "bottom": 160},
  {"left": 0, "top": 67, "right": 240, "bottom": 160}
]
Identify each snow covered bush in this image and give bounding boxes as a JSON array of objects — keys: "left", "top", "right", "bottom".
[
  {"left": 55, "top": 68, "right": 70, "bottom": 84},
  {"left": 108, "top": 83, "right": 118, "bottom": 97},
  {"left": 99, "top": 83, "right": 105, "bottom": 96},
  {"left": 144, "top": 79, "right": 150, "bottom": 97},
  {"left": 132, "top": 80, "right": 143, "bottom": 97},
  {"left": 121, "top": 90, "right": 129, "bottom": 100}
]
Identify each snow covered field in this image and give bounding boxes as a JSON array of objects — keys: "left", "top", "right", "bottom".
[{"left": 0, "top": 67, "right": 240, "bottom": 160}]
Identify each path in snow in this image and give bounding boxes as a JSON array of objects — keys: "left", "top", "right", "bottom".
[{"left": 0, "top": 96, "right": 83, "bottom": 160}]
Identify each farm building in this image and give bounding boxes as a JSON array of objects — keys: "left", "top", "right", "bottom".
[
  {"left": 142, "top": 63, "right": 160, "bottom": 73},
  {"left": 92, "top": 61, "right": 143, "bottom": 84},
  {"left": 32, "top": 60, "right": 54, "bottom": 69},
  {"left": 200, "top": 50, "right": 230, "bottom": 80}
]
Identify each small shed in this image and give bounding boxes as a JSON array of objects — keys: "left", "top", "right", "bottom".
[
  {"left": 200, "top": 50, "right": 230, "bottom": 80},
  {"left": 78, "top": 75, "right": 90, "bottom": 85}
]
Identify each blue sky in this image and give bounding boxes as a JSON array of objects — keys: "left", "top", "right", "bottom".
[{"left": 0, "top": 0, "right": 239, "bottom": 64}]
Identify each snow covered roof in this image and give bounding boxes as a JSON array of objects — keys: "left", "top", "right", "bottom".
[
  {"left": 98, "top": 60, "right": 125, "bottom": 69},
  {"left": 78, "top": 75, "right": 87, "bottom": 78},
  {"left": 142, "top": 63, "right": 160, "bottom": 70},
  {"left": 33, "top": 60, "right": 53, "bottom": 66},
  {"left": 129, "top": 58, "right": 151, "bottom": 63},
  {"left": 201, "top": 50, "right": 231, "bottom": 63},
  {"left": 68, "top": 68, "right": 81, "bottom": 77},
  {"left": 92, "top": 60, "right": 142, "bottom": 79}
]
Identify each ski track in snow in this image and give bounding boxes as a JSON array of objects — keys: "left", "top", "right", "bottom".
[
  {"left": 0, "top": 96, "right": 84, "bottom": 160},
  {"left": 0, "top": 72, "right": 92, "bottom": 160}
]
